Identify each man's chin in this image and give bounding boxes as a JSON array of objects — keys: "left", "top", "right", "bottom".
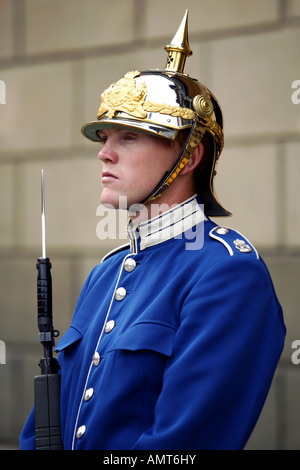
[{"left": 100, "top": 193, "right": 129, "bottom": 210}]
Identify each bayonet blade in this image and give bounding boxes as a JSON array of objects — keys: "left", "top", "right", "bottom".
[{"left": 41, "top": 169, "right": 46, "bottom": 259}]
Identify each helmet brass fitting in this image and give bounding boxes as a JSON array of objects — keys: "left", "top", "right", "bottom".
[
  {"left": 164, "top": 10, "right": 192, "bottom": 74},
  {"left": 82, "top": 10, "right": 231, "bottom": 216}
]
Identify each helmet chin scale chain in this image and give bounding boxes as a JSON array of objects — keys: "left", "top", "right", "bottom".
[{"left": 142, "top": 118, "right": 206, "bottom": 204}]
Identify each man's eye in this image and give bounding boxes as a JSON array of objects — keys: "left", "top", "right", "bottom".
[
  {"left": 99, "top": 136, "right": 107, "bottom": 144},
  {"left": 123, "top": 134, "right": 135, "bottom": 140}
]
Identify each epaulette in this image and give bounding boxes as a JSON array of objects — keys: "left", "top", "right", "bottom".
[
  {"left": 209, "top": 226, "right": 259, "bottom": 259},
  {"left": 100, "top": 243, "right": 130, "bottom": 263}
]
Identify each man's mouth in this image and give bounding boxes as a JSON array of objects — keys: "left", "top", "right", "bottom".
[{"left": 102, "top": 171, "right": 118, "bottom": 181}]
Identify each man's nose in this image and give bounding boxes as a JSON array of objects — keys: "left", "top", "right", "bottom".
[{"left": 98, "top": 140, "right": 119, "bottom": 163}]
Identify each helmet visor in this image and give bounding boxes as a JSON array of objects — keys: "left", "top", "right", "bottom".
[{"left": 81, "top": 117, "right": 180, "bottom": 142}]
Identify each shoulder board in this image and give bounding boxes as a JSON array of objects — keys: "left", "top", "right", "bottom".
[
  {"left": 101, "top": 243, "right": 130, "bottom": 263},
  {"left": 209, "top": 226, "right": 259, "bottom": 259}
]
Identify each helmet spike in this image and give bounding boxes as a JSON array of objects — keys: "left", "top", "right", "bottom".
[{"left": 164, "top": 10, "right": 192, "bottom": 74}]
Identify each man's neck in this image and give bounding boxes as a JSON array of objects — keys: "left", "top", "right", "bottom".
[
  {"left": 128, "top": 191, "right": 198, "bottom": 227},
  {"left": 129, "top": 186, "right": 197, "bottom": 225}
]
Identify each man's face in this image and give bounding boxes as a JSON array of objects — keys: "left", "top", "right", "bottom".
[{"left": 98, "top": 128, "right": 180, "bottom": 208}]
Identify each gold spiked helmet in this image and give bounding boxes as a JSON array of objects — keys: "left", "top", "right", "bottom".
[{"left": 82, "top": 10, "right": 230, "bottom": 216}]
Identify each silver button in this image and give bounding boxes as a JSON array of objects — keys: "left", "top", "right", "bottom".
[
  {"left": 124, "top": 258, "right": 136, "bottom": 272},
  {"left": 84, "top": 388, "right": 94, "bottom": 402},
  {"left": 92, "top": 351, "right": 100, "bottom": 366},
  {"left": 215, "top": 226, "right": 229, "bottom": 235},
  {"left": 115, "top": 287, "right": 127, "bottom": 301},
  {"left": 76, "top": 425, "right": 86, "bottom": 439},
  {"left": 105, "top": 319, "right": 115, "bottom": 333}
]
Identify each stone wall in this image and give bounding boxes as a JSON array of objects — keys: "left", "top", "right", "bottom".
[{"left": 0, "top": 0, "right": 299, "bottom": 449}]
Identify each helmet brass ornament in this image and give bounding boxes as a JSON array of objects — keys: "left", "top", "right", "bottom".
[
  {"left": 164, "top": 9, "right": 192, "bottom": 74},
  {"left": 81, "top": 10, "right": 231, "bottom": 217},
  {"left": 193, "top": 95, "right": 214, "bottom": 119}
]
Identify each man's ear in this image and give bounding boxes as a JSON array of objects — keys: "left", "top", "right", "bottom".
[{"left": 180, "top": 142, "right": 204, "bottom": 176}]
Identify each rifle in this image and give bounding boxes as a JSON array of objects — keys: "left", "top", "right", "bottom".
[{"left": 34, "top": 170, "right": 64, "bottom": 450}]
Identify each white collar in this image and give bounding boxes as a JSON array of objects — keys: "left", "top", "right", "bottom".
[{"left": 127, "top": 195, "right": 206, "bottom": 252}]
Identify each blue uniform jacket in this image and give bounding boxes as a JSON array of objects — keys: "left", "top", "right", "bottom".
[{"left": 20, "top": 196, "right": 285, "bottom": 450}]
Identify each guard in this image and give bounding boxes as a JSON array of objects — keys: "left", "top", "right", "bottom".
[{"left": 20, "top": 11, "right": 285, "bottom": 450}]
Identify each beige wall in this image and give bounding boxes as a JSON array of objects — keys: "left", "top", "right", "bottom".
[{"left": 0, "top": 0, "right": 299, "bottom": 449}]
